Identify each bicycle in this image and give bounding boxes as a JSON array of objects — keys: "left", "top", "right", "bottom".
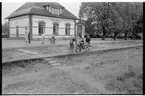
[
  {"left": 50, "top": 37, "right": 55, "bottom": 44},
  {"left": 75, "top": 41, "right": 90, "bottom": 53}
]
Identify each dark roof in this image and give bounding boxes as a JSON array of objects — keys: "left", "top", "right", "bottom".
[{"left": 6, "top": 2, "right": 78, "bottom": 20}]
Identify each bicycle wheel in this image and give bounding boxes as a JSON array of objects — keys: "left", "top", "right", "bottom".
[
  {"left": 54, "top": 39, "right": 55, "bottom": 44},
  {"left": 50, "top": 39, "right": 52, "bottom": 43},
  {"left": 85, "top": 45, "right": 90, "bottom": 53},
  {"left": 53, "top": 38, "right": 55, "bottom": 44},
  {"left": 75, "top": 45, "right": 81, "bottom": 53}
]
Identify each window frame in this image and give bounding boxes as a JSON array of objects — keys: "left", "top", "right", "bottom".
[
  {"left": 52, "top": 8, "right": 54, "bottom": 14},
  {"left": 38, "top": 21, "right": 46, "bottom": 35},
  {"left": 53, "top": 22, "right": 59, "bottom": 35},
  {"left": 49, "top": 6, "right": 51, "bottom": 12},
  {"left": 60, "top": 8, "right": 62, "bottom": 14},
  {"left": 65, "top": 23, "right": 71, "bottom": 36}
]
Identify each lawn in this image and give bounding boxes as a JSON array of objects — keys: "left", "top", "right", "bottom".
[{"left": 2, "top": 47, "right": 142, "bottom": 94}]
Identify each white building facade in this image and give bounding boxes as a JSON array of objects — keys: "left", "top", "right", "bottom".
[{"left": 6, "top": 2, "right": 84, "bottom": 39}]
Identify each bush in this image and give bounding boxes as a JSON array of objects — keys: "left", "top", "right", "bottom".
[
  {"left": 128, "top": 35, "right": 133, "bottom": 39},
  {"left": 135, "top": 35, "right": 141, "bottom": 40},
  {"left": 90, "top": 34, "right": 101, "bottom": 38},
  {"left": 2, "top": 34, "right": 9, "bottom": 38},
  {"left": 117, "top": 36, "right": 124, "bottom": 39}
]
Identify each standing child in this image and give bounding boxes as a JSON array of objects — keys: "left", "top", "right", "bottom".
[
  {"left": 69, "top": 37, "right": 76, "bottom": 52},
  {"left": 78, "top": 34, "right": 85, "bottom": 49},
  {"left": 42, "top": 33, "right": 45, "bottom": 44},
  {"left": 28, "top": 32, "right": 31, "bottom": 44},
  {"left": 51, "top": 34, "right": 55, "bottom": 44},
  {"left": 86, "top": 34, "right": 91, "bottom": 46}
]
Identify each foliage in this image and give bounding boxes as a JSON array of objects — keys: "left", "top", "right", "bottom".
[
  {"left": 79, "top": 2, "right": 143, "bottom": 40},
  {"left": 2, "top": 22, "right": 9, "bottom": 35}
]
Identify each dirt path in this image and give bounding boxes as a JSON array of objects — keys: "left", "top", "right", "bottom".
[
  {"left": 2, "top": 47, "right": 143, "bottom": 94},
  {"left": 2, "top": 41, "right": 142, "bottom": 62}
]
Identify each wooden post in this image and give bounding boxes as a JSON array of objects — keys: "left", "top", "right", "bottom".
[
  {"left": 16, "top": 26, "right": 19, "bottom": 38},
  {"left": 74, "top": 20, "right": 76, "bottom": 37},
  {"left": 8, "top": 19, "right": 10, "bottom": 38},
  {"left": 29, "top": 15, "right": 33, "bottom": 40},
  {"left": 76, "top": 24, "right": 78, "bottom": 37},
  {"left": 82, "top": 24, "right": 85, "bottom": 38}
]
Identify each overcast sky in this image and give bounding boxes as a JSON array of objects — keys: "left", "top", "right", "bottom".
[
  {"left": 2, "top": 0, "right": 143, "bottom": 24},
  {"left": 2, "top": 2, "right": 81, "bottom": 24}
]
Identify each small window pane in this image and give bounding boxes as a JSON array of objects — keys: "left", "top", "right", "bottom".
[
  {"left": 46, "top": 6, "right": 49, "bottom": 10},
  {"left": 60, "top": 8, "right": 62, "bottom": 14},
  {"left": 58, "top": 9, "right": 60, "bottom": 15},
  {"left": 55, "top": 9, "right": 57, "bottom": 14},
  {"left": 57, "top": 9, "right": 59, "bottom": 15},
  {"left": 54, "top": 9, "right": 55, "bottom": 14},
  {"left": 55, "top": 9, "right": 57, "bottom": 15},
  {"left": 49, "top": 6, "right": 51, "bottom": 12},
  {"left": 52, "top": 8, "right": 54, "bottom": 14}
]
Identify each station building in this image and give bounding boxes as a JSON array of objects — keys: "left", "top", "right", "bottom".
[{"left": 6, "top": 2, "right": 85, "bottom": 39}]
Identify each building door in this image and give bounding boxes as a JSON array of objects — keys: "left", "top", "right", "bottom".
[
  {"left": 77, "top": 25, "right": 82, "bottom": 37},
  {"left": 16, "top": 26, "right": 19, "bottom": 37},
  {"left": 53, "top": 23, "right": 59, "bottom": 35},
  {"left": 39, "top": 24, "right": 44, "bottom": 35},
  {"left": 38, "top": 21, "right": 46, "bottom": 35}
]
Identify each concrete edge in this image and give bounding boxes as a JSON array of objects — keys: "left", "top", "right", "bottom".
[{"left": 2, "top": 44, "right": 143, "bottom": 65}]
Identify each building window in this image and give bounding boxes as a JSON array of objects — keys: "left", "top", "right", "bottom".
[
  {"left": 55, "top": 9, "right": 57, "bottom": 15},
  {"left": 49, "top": 6, "right": 51, "bottom": 12},
  {"left": 38, "top": 21, "right": 46, "bottom": 35},
  {"left": 39, "top": 24, "right": 44, "bottom": 35},
  {"left": 51, "top": 8, "right": 60, "bottom": 15},
  {"left": 77, "top": 25, "right": 82, "bottom": 36},
  {"left": 60, "top": 8, "right": 62, "bottom": 14},
  {"left": 46, "top": 6, "right": 49, "bottom": 11},
  {"left": 52, "top": 8, "right": 54, "bottom": 14},
  {"left": 45, "top": 5, "right": 62, "bottom": 15},
  {"left": 53, "top": 22, "right": 59, "bottom": 35},
  {"left": 57, "top": 9, "right": 60, "bottom": 15},
  {"left": 65, "top": 23, "right": 70, "bottom": 35}
]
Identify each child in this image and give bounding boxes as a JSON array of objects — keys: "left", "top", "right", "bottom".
[
  {"left": 42, "top": 33, "right": 45, "bottom": 44},
  {"left": 51, "top": 35, "right": 55, "bottom": 44},
  {"left": 28, "top": 32, "right": 31, "bottom": 44},
  {"left": 85, "top": 34, "right": 91, "bottom": 46},
  {"left": 78, "top": 34, "right": 85, "bottom": 49},
  {"left": 69, "top": 37, "right": 76, "bottom": 52}
]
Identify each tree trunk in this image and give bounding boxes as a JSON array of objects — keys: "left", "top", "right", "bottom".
[
  {"left": 133, "top": 28, "right": 137, "bottom": 40},
  {"left": 102, "top": 25, "right": 106, "bottom": 40},
  {"left": 113, "top": 31, "right": 117, "bottom": 40},
  {"left": 124, "top": 31, "right": 127, "bottom": 40}
]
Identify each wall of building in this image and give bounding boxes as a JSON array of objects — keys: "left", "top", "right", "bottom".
[
  {"left": 9, "top": 15, "right": 29, "bottom": 38},
  {"left": 8, "top": 15, "right": 78, "bottom": 39},
  {"left": 32, "top": 15, "right": 75, "bottom": 38}
]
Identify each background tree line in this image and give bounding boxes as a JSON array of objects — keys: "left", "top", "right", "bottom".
[
  {"left": 2, "top": 21, "right": 9, "bottom": 38},
  {"left": 79, "top": 2, "right": 143, "bottom": 40}
]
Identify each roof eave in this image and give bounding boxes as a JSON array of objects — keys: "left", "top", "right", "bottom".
[
  {"left": 6, "top": 12, "right": 78, "bottom": 20},
  {"left": 31, "top": 13, "right": 78, "bottom": 20},
  {"left": 5, "top": 14, "right": 29, "bottom": 19}
]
